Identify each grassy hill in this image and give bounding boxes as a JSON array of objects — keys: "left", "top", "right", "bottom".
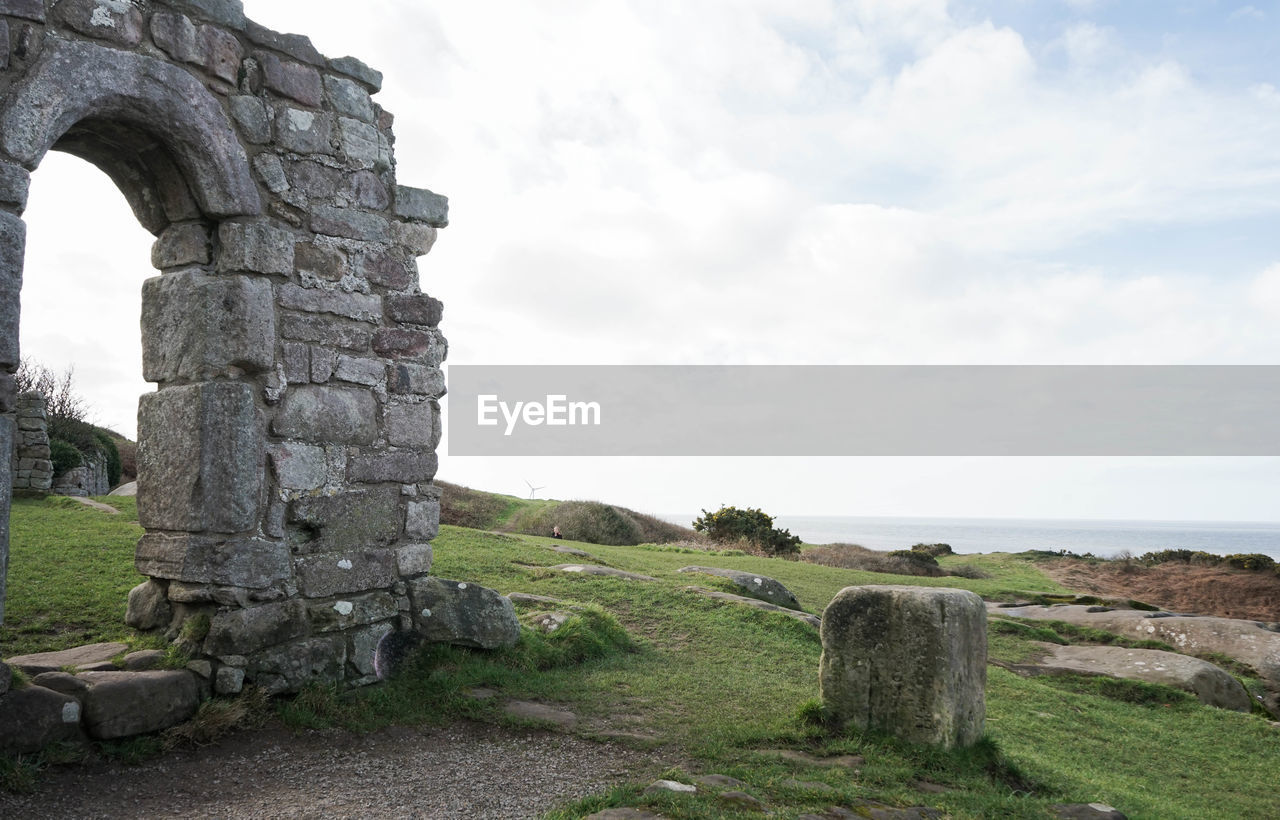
[
  {"left": 3, "top": 493, "right": 1278, "bottom": 817},
  {"left": 438, "top": 481, "right": 694, "bottom": 545}
]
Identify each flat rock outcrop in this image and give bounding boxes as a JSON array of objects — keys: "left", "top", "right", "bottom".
[
  {"left": 677, "top": 566, "right": 801, "bottom": 610},
  {"left": 684, "top": 586, "right": 819, "bottom": 629},
  {"left": 1015, "top": 643, "right": 1251, "bottom": 711},
  {"left": 6, "top": 642, "right": 128, "bottom": 675},
  {"left": 550, "top": 564, "right": 656, "bottom": 582}
]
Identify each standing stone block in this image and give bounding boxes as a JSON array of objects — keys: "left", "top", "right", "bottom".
[
  {"left": 142, "top": 271, "right": 275, "bottom": 381},
  {"left": 820, "top": 585, "right": 986, "bottom": 749},
  {"left": 0, "top": 212, "right": 24, "bottom": 370},
  {"left": 137, "top": 382, "right": 264, "bottom": 534},
  {"left": 217, "top": 220, "right": 295, "bottom": 275},
  {"left": 272, "top": 384, "right": 377, "bottom": 444}
]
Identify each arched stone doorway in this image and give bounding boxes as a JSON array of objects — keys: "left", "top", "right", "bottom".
[{"left": 1, "top": 0, "right": 447, "bottom": 693}]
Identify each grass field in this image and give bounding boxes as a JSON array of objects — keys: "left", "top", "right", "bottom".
[{"left": 3, "top": 496, "right": 1278, "bottom": 818}]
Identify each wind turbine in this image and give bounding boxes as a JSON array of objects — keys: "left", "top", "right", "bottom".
[{"left": 524, "top": 479, "right": 546, "bottom": 500}]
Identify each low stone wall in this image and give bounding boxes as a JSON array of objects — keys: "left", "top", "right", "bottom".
[
  {"left": 51, "top": 452, "right": 109, "bottom": 497},
  {"left": 10, "top": 391, "right": 52, "bottom": 491}
]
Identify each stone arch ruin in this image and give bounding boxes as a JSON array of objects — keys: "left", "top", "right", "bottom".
[{"left": 0, "top": 0, "right": 449, "bottom": 694}]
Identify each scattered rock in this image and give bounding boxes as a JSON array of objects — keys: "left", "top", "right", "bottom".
[
  {"left": 643, "top": 779, "right": 697, "bottom": 795},
  {"left": 1051, "top": 804, "right": 1127, "bottom": 819},
  {"left": 799, "top": 803, "right": 944, "bottom": 820},
  {"left": 121, "top": 650, "right": 167, "bottom": 672},
  {"left": 502, "top": 700, "right": 578, "bottom": 729},
  {"left": 821, "top": 586, "right": 986, "bottom": 748},
  {"left": 551, "top": 545, "right": 597, "bottom": 559},
  {"left": 30, "top": 671, "right": 90, "bottom": 698},
  {"left": 759, "top": 749, "right": 864, "bottom": 768},
  {"left": 125, "top": 580, "right": 172, "bottom": 630},
  {"left": 678, "top": 566, "right": 801, "bottom": 610},
  {"left": 684, "top": 586, "right": 820, "bottom": 628},
  {"left": 696, "top": 774, "right": 748, "bottom": 789},
  {"left": 1014, "top": 644, "right": 1252, "bottom": 711},
  {"left": 718, "top": 790, "right": 766, "bottom": 811},
  {"left": 65, "top": 496, "right": 120, "bottom": 514},
  {"left": 5, "top": 642, "right": 128, "bottom": 675},
  {"left": 526, "top": 611, "right": 572, "bottom": 633},
  {"left": 0, "top": 685, "right": 83, "bottom": 754},
  {"left": 551, "top": 564, "right": 656, "bottom": 582},
  {"left": 584, "top": 810, "right": 669, "bottom": 820},
  {"left": 79, "top": 670, "right": 201, "bottom": 740},
  {"left": 108, "top": 481, "right": 138, "bottom": 496}
]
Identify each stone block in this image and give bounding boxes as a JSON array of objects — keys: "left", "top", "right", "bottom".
[
  {"left": 347, "top": 450, "right": 438, "bottom": 484},
  {"left": 245, "top": 20, "right": 323, "bottom": 65},
  {"left": 295, "top": 549, "right": 397, "bottom": 598},
  {"left": 0, "top": 416, "right": 9, "bottom": 622},
  {"left": 125, "top": 579, "right": 172, "bottom": 630},
  {"left": 278, "top": 283, "right": 381, "bottom": 322},
  {"left": 252, "top": 153, "right": 289, "bottom": 193},
  {"left": 172, "top": 0, "right": 246, "bottom": 31},
  {"left": 0, "top": 162, "right": 30, "bottom": 211},
  {"left": 385, "top": 402, "right": 440, "bottom": 449},
  {"left": 259, "top": 52, "right": 323, "bottom": 107},
  {"left": 333, "top": 355, "right": 385, "bottom": 387},
  {"left": 677, "top": 566, "right": 802, "bottom": 611},
  {"left": 30, "top": 671, "right": 89, "bottom": 698},
  {"left": 228, "top": 95, "right": 272, "bottom": 144},
  {"left": 0, "top": 372, "right": 15, "bottom": 412},
  {"left": 405, "top": 499, "right": 440, "bottom": 542},
  {"left": 0, "top": 686, "right": 82, "bottom": 754},
  {"left": 338, "top": 117, "right": 383, "bottom": 170},
  {"left": 328, "top": 55, "right": 383, "bottom": 92},
  {"left": 280, "top": 311, "right": 373, "bottom": 351},
  {"left": 358, "top": 248, "right": 414, "bottom": 289},
  {"left": 215, "top": 665, "right": 245, "bottom": 694},
  {"left": 396, "top": 543, "right": 433, "bottom": 576},
  {"left": 79, "top": 670, "right": 201, "bottom": 740},
  {"left": 272, "top": 384, "right": 378, "bottom": 444},
  {"left": 390, "top": 221, "right": 438, "bottom": 256},
  {"left": 349, "top": 623, "right": 394, "bottom": 677},
  {"left": 394, "top": 186, "right": 450, "bottom": 228},
  {"left": 310, "top": 204, "right": 389, "bottom": 242},
  {"left": 295, "top": 240, "right": 349, "bottom": 281},
  {"left": 268, "top": 440, "right": 327, "bottom": 490},
  {"left": 389, "top": 363, "right": 446, "bottom": 397},
  {"left": 250, "top": 635, "right": 345, "bottom": 695},
  {"left": 310, "top": 344, "right": 335, "bottom": 381},
  {"left": 136, "top": 382, "right": 264, "bottom": 534},
  {"left": 409, "top": 578, "right": 520, "bottom": 650},
  {"left": 136, "top": 533, "right": 291, "bottom": 589},
  {"left": 0, "top": 0, "right": 45, "bottom": 22},
  {"left": 282, "top": 341, "right": 310, "bottom": 382},
  {"left": 1, "top": 212, "right": 25, "bottom": 370},
  {"left": 217, "top": 220, "right": 295, "bottom": 275},
  {"left": 373, "top": 328, "right": 447, "bottom": 365},
  {"left": 151, "top": 222, "right": 212, "bottom": 269},
  {"left": 200, "top": 24, "right": 243, "bottom": 84},
  {"left": 204, "top": 599, "right": 309, "bottom": 656},
  {"left": 347, "top": 170, "right": 389, "bottom": 210},
  {"left": 54, "top": 0, "right": 145, "bottom": 47},
  {"left": 275, "top": 106, "right": 333, "bottom": 155},
  {"left": 286, "top": 159, "right": 341, "bottom": 199},
  {"left": 308, "top": 592, "right": 398, "bottom": 632},
  {"left": 287, "top": 485, "right": 401, "bottom": 550},
  {"left": 820, "top": 585, "right": 986, "bottom": 748},
  {"left": 385, "top": 293, "right": 444, "bottom": 328},
  {"left": 324, "top": 75, "right": 375, "bottom": 123},
  {"left": 142, "top": 271, "right": 275, "bottom": 381},
  {"left": 150, "top": 10, "right": 201, "bottom": 63}
]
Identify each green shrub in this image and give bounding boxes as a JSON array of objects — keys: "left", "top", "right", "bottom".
[
  {"left": 48, "top": 437, "right": 83, "bottom": 477},
  {"left": 93, "top": 431, "right": 122, "bottom": 487},
  {"left": 1223, "top": 553, "right": 1276, "bottom": 572},
  {"left": 912, "top": 542, "right": 954, "bottom": 557},
  {"left": 890, "top": 549, "right": 939, "bottom": 568},
  {"left": 692, "top": 505, "right": 800, "bottom": 557}
]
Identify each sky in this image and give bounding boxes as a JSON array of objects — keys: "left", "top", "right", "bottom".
[{"left": 17, "top": 0, "right": 1280, "bottom": 523}]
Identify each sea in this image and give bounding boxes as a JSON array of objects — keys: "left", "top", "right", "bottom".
[{"left": 660, "top": 514, "right": 1280, "bottom": 561}]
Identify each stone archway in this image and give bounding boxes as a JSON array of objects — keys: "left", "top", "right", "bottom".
[{"left": 0, "top": 0, "right": 449, "bottom": 694}]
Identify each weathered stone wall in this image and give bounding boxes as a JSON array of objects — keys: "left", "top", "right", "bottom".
[
  {"left": 10, "top": 390, "right": 52, "bottom": 491},
  {"left": 0, "top": 0, "right": 449, "bottom": 691}
]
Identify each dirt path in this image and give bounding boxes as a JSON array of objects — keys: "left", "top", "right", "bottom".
[
  {"left": 0, "top": 721, "right": 678, "bottom": 819},
  {"left": 1038, "top": 559, "right": 1280, "bottom": 622}
]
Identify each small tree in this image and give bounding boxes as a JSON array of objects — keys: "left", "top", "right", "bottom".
[{"left": 692, "top": 505, "right": 801, "bottom": 557}]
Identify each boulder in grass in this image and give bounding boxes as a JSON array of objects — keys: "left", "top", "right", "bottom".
[
  {"left": 409, "top": 577, "right": 520, "bottom": 649},
  {"left": 678, "top": 566, "right": 801, "bottom": 610},
  {"left": 78, "top": 670, "right": 201, "bottom": 740}
]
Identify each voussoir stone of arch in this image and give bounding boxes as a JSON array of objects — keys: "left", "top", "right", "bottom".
[{"left": 0, "top": 37, "right": 261, "bottom": 218}]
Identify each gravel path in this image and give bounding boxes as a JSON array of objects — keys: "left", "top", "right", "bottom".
[{"left": 0, "top": 721, "right": 678, "bottom": 819}]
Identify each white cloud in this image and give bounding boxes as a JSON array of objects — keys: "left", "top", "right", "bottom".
[{"left": 1229, "top": 5, "right": 1266, "bottom": 22}]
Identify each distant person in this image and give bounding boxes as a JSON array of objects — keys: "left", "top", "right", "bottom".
[{"left": 552, "top": 526, "right": 563, "bottom": 539}]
